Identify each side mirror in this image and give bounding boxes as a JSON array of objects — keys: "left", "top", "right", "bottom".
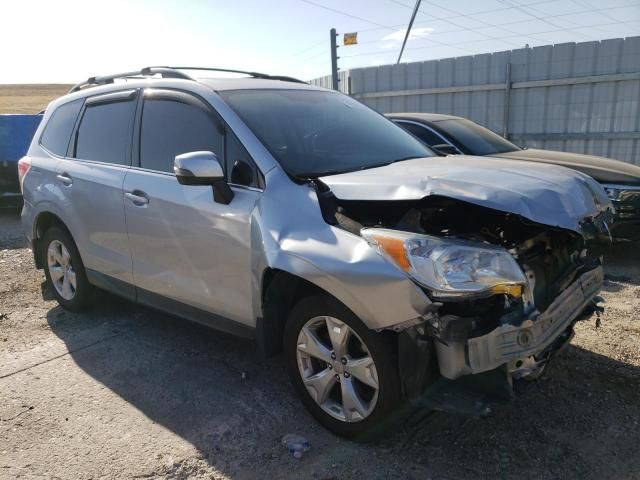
[
  {"left": 430, "top": 144, "right": 459, "bottom": 156},
  {"left": 174, "top": 151, "right": 234, "bottom": 204}
]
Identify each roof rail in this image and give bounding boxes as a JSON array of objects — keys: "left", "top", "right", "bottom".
[
  {"left": 168, "top": 67, "right": 307, "bottom": 84},
  {"left": 68, "top": 67, "right": 194, "bottom": 93},
  {"left": 68, "top": 66, "right": 307, "bottom": 93}
]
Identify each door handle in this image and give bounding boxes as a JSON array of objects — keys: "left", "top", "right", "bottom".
[
  {"left": 57, "top": 173, "right": 73, "bottom": 186},
  {"left": 125, "top": 191, "right": 149, "bottom": 206}
]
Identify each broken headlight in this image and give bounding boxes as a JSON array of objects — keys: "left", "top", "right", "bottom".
[{"left": 361, "top": 228, "right": 526, "bottom": 298}]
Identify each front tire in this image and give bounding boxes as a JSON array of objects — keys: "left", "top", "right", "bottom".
[
  {"left": 284, "top": 294, "right": 402, "bottom": 439},
  {"left": 42, "top": 226, "right": 94, "bottom": 311}
]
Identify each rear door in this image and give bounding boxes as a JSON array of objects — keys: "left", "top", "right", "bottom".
[
  {"left": 123, "top": 88, "right": 261, "bottom": 327},
  {"left": 58, "top": 89, "right": 137, "bottom": 295},
  {"left": 28, "top": 99, "right": 84, "bottom": 215}
]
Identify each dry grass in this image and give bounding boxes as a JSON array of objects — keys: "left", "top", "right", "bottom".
[{"left": 0, "top": 84, "right": 72, "bottom": 114}]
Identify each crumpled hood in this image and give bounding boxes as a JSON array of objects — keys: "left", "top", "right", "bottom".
[
  {"left": 319, "top": 156, "right": 613, "bottom": 233},
  {"left": 493, "top": 149, "right": 640, "bottom": 185}
]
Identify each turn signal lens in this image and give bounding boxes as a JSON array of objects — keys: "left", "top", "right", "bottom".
[
  {"left": 489, "top": 284, "right": 523, "bottom": 297},
  {"left": 369, "top": 235, "right": 411, "bottom": 272}
]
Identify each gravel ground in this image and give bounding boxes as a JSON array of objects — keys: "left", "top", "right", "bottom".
[{"left": 1, "top": 209, "right": 639, "bottom": 480}]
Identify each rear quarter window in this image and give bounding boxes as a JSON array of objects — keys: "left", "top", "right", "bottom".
[{"left": 40, "top": 99, "right": 83, "bottom": 156}]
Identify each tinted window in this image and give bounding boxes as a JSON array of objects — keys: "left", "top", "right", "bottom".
[
  {"left": 434, "top": 119, "right": 520, "bottom": 155},
  {"left": 396, "top": 121, "right": 444, "bottom": 147},
  {"left": 219, "top": 89, "right": 431, "bottom": 177},
  {"left": 40, "top": 99, "right": 83, "bottom": 156},
  {"left": 226, "top": 131, "right": 259, "bottom": 187},
  {"left": 74, "top": 99, "right": 135, "bottom": 164},
  {"left": 140, "top": 97, "right": 223, "bottom": 173}
]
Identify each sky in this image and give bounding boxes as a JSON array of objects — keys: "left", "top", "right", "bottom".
[{"left": 2, "top": 0, "right": 639, "bottom": 84}]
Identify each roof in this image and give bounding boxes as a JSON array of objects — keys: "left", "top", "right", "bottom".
[
  {"left": 197, "top": 77, "right": 325, "bottom": 92},
  {"left": 67, "top": 66, "right": 324, "bottom": 94},
  {"left": 385, "top": 112, "right": 463, "bottom": 122}
]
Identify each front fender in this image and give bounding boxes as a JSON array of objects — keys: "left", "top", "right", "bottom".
[
  {"left": 266, "top": 241, "right": 433, "bottom": 330},
  {"left": 253, "top": 170, "right": 432, "bottom": 330}
]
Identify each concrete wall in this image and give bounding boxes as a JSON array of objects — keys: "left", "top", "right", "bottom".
[{"left": 312, "top": 37, "right": 640, "bottom": 165}]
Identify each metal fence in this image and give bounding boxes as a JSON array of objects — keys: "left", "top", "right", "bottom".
[{"left": 311, "top": 36, "right": 640, "bottom": 165}]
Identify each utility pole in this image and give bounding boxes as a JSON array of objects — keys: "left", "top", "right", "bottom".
[
  {"left": 503, "top": 63, "right": 512, "bottom": 139},
  {"left": 330, "top": 28, "right": 339, "bottom": 91},
  {"left": 397, "top": 0, "right": 422, "bottom": 64}
]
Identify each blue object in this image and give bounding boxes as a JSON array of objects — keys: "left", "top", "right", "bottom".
[
  {"left": 0, "top": 114, "right": 42, "bottom": 198},
  {"left": 0, "top": 114, "right": 42, "bottom": 163}
]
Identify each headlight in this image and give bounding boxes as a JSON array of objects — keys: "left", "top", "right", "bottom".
[{"left": 361, "top": 228, "right": 526, "bottom": 298}]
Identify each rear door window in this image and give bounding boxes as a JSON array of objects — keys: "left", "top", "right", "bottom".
[
  {"left": 40, "top": 99, "right": 83, "bottom": 156},
  {"left": 73, "top": 94, "right": 136, "bottom": 165},
  {"left": 139, "top": 94, "right": 223, "bottom": 173}
]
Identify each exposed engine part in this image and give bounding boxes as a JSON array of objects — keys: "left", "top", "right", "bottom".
[
  {"left": 435, "top": 267, "right": 602, "bottom": 379},
  {"left": 508, "top": 355, "right": 548, "bottom": 380},
  {"left": 315, "top": 185, "right": 608, "bottom": 380},
  {"left": 321, "top": 192, "right": 604, "bottom": 313}
]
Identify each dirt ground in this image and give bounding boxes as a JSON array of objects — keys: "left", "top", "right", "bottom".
[
  {"left": 0, "top": 85, "right": 72, "bottom": 114},
  {"left": 0, "top": 209, "right": 639, "bottom": 480}
]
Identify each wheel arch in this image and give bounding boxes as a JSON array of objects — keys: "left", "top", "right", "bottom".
[
  {"left": 258, "top": 267, "right": 357, "bottom": 359},
  {"left": 32, "top": 211, "right": 74, "bottom": 269}
]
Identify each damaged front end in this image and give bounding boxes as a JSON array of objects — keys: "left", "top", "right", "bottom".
[{"left": 317, "top": 185, "right": 612, "bottom": 393}]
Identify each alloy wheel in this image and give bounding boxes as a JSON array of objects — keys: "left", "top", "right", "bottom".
[
  {"left": 296, "top": 316, "right": 379, "bottom": 422},
  {"left": 47, "top": 239, "right": 76, "bottom": 300}
]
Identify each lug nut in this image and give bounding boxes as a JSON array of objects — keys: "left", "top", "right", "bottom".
[
  {"left": 327, "top": 363, "right": 333, "bottom": 369},
  {"left": 335, "top": 374, "right": 340, "bottom": 381},
  {"left": 330, "top": 352, "right": 336, "bottom": 360},
  {"left": 344, "top": 372, "right": 350, "bottom": 378},
  {"left": 341, "top": 357, "right": 347, "bottom": 365}
]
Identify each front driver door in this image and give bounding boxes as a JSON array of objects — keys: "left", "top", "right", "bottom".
[{"left": 123, "top": 89, "right": 261, "bottom": 329}]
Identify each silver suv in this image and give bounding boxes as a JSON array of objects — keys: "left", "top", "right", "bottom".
[{"left": 20, "top": 67, "right": 612, "bottom": 438}]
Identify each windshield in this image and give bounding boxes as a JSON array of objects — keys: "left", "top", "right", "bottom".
[
  {"left": 219, "top": 89, "right": 432, "bottom": 177},
  {"left": 434, "top": 119, "right": 520, "bottom": 155}
]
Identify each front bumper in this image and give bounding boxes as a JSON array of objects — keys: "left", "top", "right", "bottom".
[{"left": 435, "top": 266, "right": 603, "bottom": 379}]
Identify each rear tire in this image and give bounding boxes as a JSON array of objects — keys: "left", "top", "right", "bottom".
[
  {"left": 284, "top": 294, "right": 403, "bottom": 440},
  {"left": 42, "top": 226, "right": 94, "bottom": 312}
]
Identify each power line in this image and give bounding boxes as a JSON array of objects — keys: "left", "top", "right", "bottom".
[
  {"left": 354, "top": 0, "right": 560, "bottom": 33},
  {"left": 386, "top": 0, "right": 541, "bottom": 46},
  {"left": 340, "top": 18, "right": 640, "bottom": 60},
  {"left": 297, "top": 0, "right": 477, "bottom": 54},
  {"left": 395, "top": 0, "right": 589, "bottom": 45},
  {"left": 299, "top": 0, "right": 639, "bottom": 75},
  {"left": 355, "top": 0, "right": 640, "bottom": 35},
  {"left": 297, "top": 48, "right": 329, "bottom": 65},
  {"left": 343, "top": 1, "right": 640, "bottom": 53},
  {"left": 298, "top": 0, "right": 391, "bottom": 29},
  {"left": 291, "top": 38, "right": 327, "bottom": 57}
]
